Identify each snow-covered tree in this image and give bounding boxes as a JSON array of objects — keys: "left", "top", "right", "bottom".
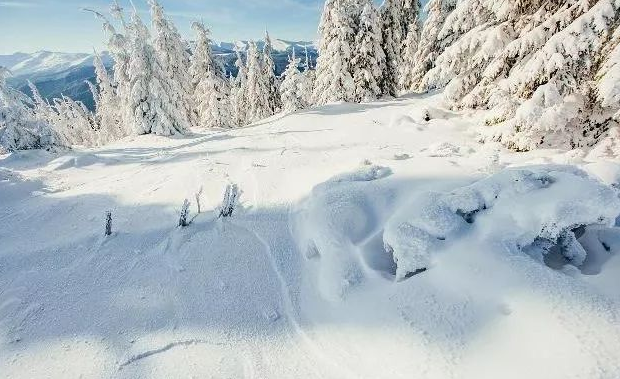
[
  {"left": 148, "top": 0, "right": 193, "bottom": 132},
  {"left": 300, "top": 45, "right": 316, "bottom": 107},
  {"left": 195, "top": 70, "right": 232, "bottom": 128},
  {"left": 246, "top": 41, "right": 272, "bottom": 122},
  {"left": 351, "top": 1, "right": 386, "bottom": 101},
  {"left": 418, "top": 0, "right": 620, "bottom": 151},
  {"left": 50, "top": 95, "right": 98, "bottom": 147},
  {"left": 313, "top": 0, "right": 356, "bottom": 105},
  {"left": 280, "top": 50, "right": 305, "bottom": 113},
  {"left": 263, "top": 31, "right": 281, "bottom": 113},
  {"left": 408, "top": 0, "right": 456, "bottom": 91},
  {"left": 189, "top": 21, "right": 231, "bottom": 128},
  {"left": 231, "top": 49, "right": 249, "bottom": 126},
  {"left": 92, "top": 51, "right": 124, "bottom": 142},
  {"left": 398, "top": 21, "right": 421, "bottom": 92},
  {"left": 0, "top": 67, "right": 48, "bottom": 151},
  {"left": 380, "top": 0, "right": 421, "bottom": 95}
]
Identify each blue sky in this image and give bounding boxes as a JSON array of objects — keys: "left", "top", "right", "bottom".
[{"left": 0, "top": 0, "right": 328, "bottom": 54}]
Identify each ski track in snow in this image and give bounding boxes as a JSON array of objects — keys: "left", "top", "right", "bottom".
[{"left": 1, "top": 94, "right": 620, "bottom": 378}]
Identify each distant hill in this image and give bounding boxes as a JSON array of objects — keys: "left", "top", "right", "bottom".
[{"left": 0, "top": 39, "right": 317, "bottom": 110}]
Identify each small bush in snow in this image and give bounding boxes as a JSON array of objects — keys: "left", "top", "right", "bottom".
[
  {"left": 219, "top": 184, "right": 240, "bottom": 218},
  {"left": 105, "top": 211, "right": 112, "bottom": 236},
  {"left": 179, "top": 199, "right": 191, "bottom": 227},
  {"left": 195, "top": 186, "right": 203, "bottom": 214}
]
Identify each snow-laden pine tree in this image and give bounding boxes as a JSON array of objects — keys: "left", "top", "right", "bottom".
[
  {"left": 380, "top": 0, "right": 421, "bottom": 96},
  {"left": 0, "top": 67, "right": 48, "bottom": 151},
  {"left": 85, "top": 3, "right": 130, "bottom": 125},
  {"left": 398, "top": 20, "right": 420, "bottom": 92},
  {"left": 122, "top": 5, "right": 190, "bottom": 136},
  {"left": 50, "top": 95, "right": 98, "bottom": 147},
  {"left": 27, "top": 80, "right": 55, "bottom": 126},
  {"left": 408, "top": 0, "right": 456, "bottom": 91},
  {"left": 92, "top": 51, "right": 124, "bottom": 142},
  {"left": 300, "top": 45, "right": 316, "bottom": 107},
  {"left": 189, "top": 21, "right": 231, "bottom": 128},
  {"left": 246, "top": 41, "right": 272, "bottom": 122},
  {"left": 351, "top": 1, "right": 386, "bottom": 102},
  {"left": 263, "top": 31, "right": 281, "bottom": 113},
  {"left": 312, "top": 0, "right": 356, "bottom": 105},
  {"left": 195, "top": 69, "right": 232, "bottom": 128},
  {"left": 416, "top": 0, "right": 620, "bottom": 151},
  {"left": 148, "top": 0, "right": 193, "bottom": 132},
  {"left": 280, "top": 50, "right": 305, "bottom": 113},
  {"left": 231, "top": 50, "right": 249, "bottom": 126}
]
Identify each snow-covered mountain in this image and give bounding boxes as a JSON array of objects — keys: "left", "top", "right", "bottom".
[{"left": 0, "top": 39, "right": 317, "bottom": 110}]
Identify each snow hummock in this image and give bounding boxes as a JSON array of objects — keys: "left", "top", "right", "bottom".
[{"left": 1, "top": 94, "right": 620, "bottom": 378}]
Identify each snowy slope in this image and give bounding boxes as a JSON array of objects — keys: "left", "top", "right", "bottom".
[{"left": 1, "top": 94, "right": 620, "bottom": 378}]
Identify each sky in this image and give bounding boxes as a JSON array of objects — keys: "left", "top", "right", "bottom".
[{"left": 0, "top": 0, "right": 328, "bottom": 54}]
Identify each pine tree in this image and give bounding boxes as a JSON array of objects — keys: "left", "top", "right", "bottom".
[
  {"left": 312, "top": 0, "right": 356, "bottom": 105},
  {"left": 196, "top": 70, "right": 232, "bottom": 128},
  {"left": 263, "top": 31, "right": 281, "bottom": 113},
  {"left": 246, "top": 41, "right": 272, "bottom": 122},
  {"left": 280, "top": 50, "right": 305, "bottom": 113},
  {"left": 231, "top": 50, "right": 249, "bottom": 126},
  {"left": 408, "top": 0, "right": 456, "bottom": 91},
  {"left": 149, "top": 0, "right": 193, "bottom": 132},
  {"left": 300, "top": 45, "right": 316, "bottom": 107},
  {"left": 92, "top": 51, "right": 123, "bottom": 142},
  {"left": 380, "top": 0, "right": 421, "bottom": 96},
  {"left": 352, "top": 1, "right": 386, "bottom": 101},
  {"left": 0, "top": 67, "right": 46, "bottom": 151},
  {"left": 415, "top": 0, "right": 620, "bottom": 151},
  {"left": 190, "top": 21, "right": 230, "bottom": 128},
  {"left": 398, "top": 21, "right": 420, "bottom": 92}
]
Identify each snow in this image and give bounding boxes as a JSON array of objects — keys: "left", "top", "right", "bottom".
[{"left": 2, "top": 93, "right": 620, "bottom": 378}]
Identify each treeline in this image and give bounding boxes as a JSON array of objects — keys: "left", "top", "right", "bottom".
[{"left": 2, "top": 0, "right": 620, "bottom": 153}]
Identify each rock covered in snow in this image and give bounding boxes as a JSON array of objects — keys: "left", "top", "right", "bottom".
[{"left": 384, "top": 166, "right": 620, "bottom": 279}]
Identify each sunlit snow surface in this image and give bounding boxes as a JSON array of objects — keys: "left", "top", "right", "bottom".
[{"left": 1, "top": 93, "right": 620, "bottom": 378}]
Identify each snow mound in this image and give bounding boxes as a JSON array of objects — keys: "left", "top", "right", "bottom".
[
  {"left": 293, "top": 163, "right": 395, "bottom": 301},
  {"left": 328, "top": 164, "right": 392, "bottom": 183},
  {"left": 46, "top": 154, "right": 102, "bottom": 170},
  {"left": 384, "top": 166, "right": 620, "bottom": 279},
  {"left": 423, "top": 142, "right": 463, "bottom": 157}
]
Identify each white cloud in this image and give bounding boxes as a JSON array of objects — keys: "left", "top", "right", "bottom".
[{"left": 0, "top": 1, "right": 35, "bottom": 7}]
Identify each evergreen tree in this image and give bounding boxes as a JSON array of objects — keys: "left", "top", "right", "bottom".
[
  {"left": 352, "top": 1, "right": 386, "bottom": 101},
  {"left": 398, "top": 21, "right": 420, "bottom": 92},
  {"left": 0, "top": 67, "right": 47, "bottom": 151},
  {"left": 380, "top": 0, "right": 421, "bottom": 95},
  {"left": 263, "top": 31, "right": 281, "bottom": 113},
  {"left": 301, "top": 45, "right": 316, "bottom": 108},
  {"left": 196, "top": 70, "right": 232, "bottom": 128},
  {"left": 246, "top": 41, "right": 272, "bottom": 122},
  {"left": 280, "top": 50, "right": 305, "bottom": 113},
  {"left": 231, "top": 50, "right": 249, "bottom": 126},
  {"left": 92, "top": 51, "right": 124, "bottom": 141},
  {"left": 417, "top": 0, "right": 620, "bottom": 151},
  {"left": 408, "top": 0, "right": 456, "bottom": 91},
  {"left": 312, "top": 0, "right": 356, "bottom": 105},
  {"left": 190, "top": 21, "right": 230, "bottom": 128},
  {"left": 149, "top": 0, "right": 193, "bottom": 131}
]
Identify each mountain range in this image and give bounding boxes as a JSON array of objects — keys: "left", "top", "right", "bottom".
[{"left": 0, "top": 39, "right": 317, "bottom": 110}]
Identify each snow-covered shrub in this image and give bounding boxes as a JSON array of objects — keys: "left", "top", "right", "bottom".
[
  {"left": 195, "top": 186, "right": 204, "bottom": 214},
  {"left": 384, "top": 166, "right": 620, "bottom": 279},
  {"left": 179, "top": 199, "right": 191, "bottom": 227},
  {"left": 219, "top": 184, "right": 240, "bottom": 218},
  {"left": 0, "top": 67, "right": 55, "bottom": 152},
  {"left": 105, "top": 211, "right": 112, "bottom": 236}
]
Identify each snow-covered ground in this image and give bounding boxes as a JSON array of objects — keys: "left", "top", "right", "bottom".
[{"left": 1, "top": 94, "right": 620, "bottom": 378}]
